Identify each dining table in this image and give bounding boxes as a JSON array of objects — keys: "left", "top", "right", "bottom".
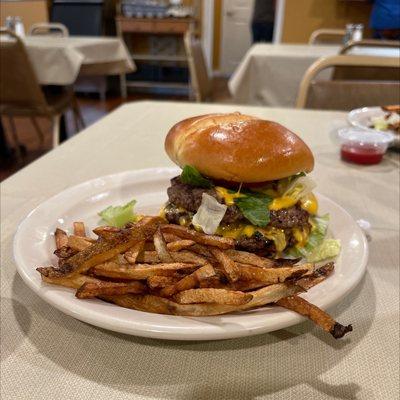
[
  {"left": 1, "top": 101, "right": 399, "bottom": 400},
  {"left": 21, "top": 35, "right": 135, "bottom": 86},
  {"left": 228, "top": 43, "right": 398, "bottom": 107}
]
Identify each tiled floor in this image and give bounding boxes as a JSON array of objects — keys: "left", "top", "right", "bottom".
[{"left": 0, "top": 78, "right": 232, "bottom": 181}]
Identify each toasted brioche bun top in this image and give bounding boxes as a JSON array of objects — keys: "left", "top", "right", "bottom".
[{"left": 165, "top": 113, "right": 314, "bottom": 183}]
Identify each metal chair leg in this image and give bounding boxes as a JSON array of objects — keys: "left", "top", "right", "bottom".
[
  {"left": 72, "top": 97, "right": 85, "bottom": 131},
  {"left": 120, "top": 73, "right": 127, "bottom": 99},
  {"left": 29, "top": 117, "right": 45, "bottom": 147},
  {"left": 51, "top": 114, "right": 60, "bottom": 148},
  {"left": 7, "top": 116, "right": 23, "bottom": 162}
]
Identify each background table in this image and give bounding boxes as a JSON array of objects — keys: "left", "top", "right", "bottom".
[
  {"left": 1, "top": 102, "right": 399, "bottom": 400},
  {"left": 229, "top": 44, "right": 340, "bottom": 107},
  {"left": 228, "top": 43, "right": 398, "bottom": 107},
  {"left": 22, "top": 36, "right": 135, "bottom": 85}
]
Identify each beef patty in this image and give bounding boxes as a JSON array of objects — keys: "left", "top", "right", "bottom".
[{"left": 166, "top": 176, "right": 310, "bottom": 230}]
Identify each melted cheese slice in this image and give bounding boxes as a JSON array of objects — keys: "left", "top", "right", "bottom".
[{"left": 215, "top": 186, "right": 244, "bottom": 206}]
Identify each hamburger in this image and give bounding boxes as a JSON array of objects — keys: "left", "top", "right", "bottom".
[{"left": 162, "top": 113, "right": 338, "bottom": 260}]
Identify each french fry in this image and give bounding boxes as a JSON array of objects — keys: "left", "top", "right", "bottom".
[
  {"left": 163, "top": 233, "right": 187, "bottom": 243},
  {"left": 101, "top": 294, "right": 242, "bottom": 316},
  {"left": 167, "top": 240, "right": 195, "bottom": 252},
  {"left": 153, "top": 228, "right": 174, "bottom": 262},
  {"left": 160, "top": 264, "right": 216, "bottom": 297},
  {"left": 225, "top": 249, "right": 275, "bottom": 269},
  {"left": 136, "top": 250, "right": 209, "bottom": 265},
  {"left": 51, "top": 217, "right": 163, "bottom": 277},
  {"left": 54, "top": 228, "right": 68, "bottom": 249},
  {"left": 37, "top": 269, "right": 101, "bottom": 289},
  {"left": 295, "top": 262, "right": 334, "bottom": 290},
  {"left": 67, "top": 235, "right": 93, "bottom": 251},
  {"left": 161, "top": 225, "right": 234, "bottom": 249},
  {"left": 92, "top": 262, "right": 198, "bottom": 280},
  {"left": 147, "top": 276, "right": 180, "bottom": 289},
  {"left": 174, "top": 288, "right": 252, "bottom": 305},
  {"left": 54, "top": 246, "right": 77, "bottom": 259},
  {"left": 93, "top": 226, "right": 121, "bottom": 240},
  {"left": 237, "top": 263, "right": 315, "bottom": 284},
  {"left": 276, "top": 295, "right": 352, "bottom": 339},
  {"left": 76, "top": 280, "right": 146, "bottom": 299},
  {"left": 73, "top": 222, "right": 86, "bottom": 237},
  {"left": 124, "top": 241, "right": 145, "bottom": 264},
  {"left": 210, "top": 248, "right": 240, "bottom": 283}
]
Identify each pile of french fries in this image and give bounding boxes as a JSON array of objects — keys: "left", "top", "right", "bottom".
[{"left": 37, "top": 216, "right": 352, "bottom": 339}]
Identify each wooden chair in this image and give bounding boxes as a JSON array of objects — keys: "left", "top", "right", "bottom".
[
  {"left": 334, "top": 40, "right": 400, "bottom": 81},
  {"left": 184, "top": 31, "right": 212, "bottom": 102},
  {"left": 296, "top": 55, "right": 399, "bottom": 111},
  {"left": 0, "top": 29, "right": 84, "bottom": 160},
  {"left": 308, "top": 29, "right": 346, "bottom": 45},
  {"left": 28, "top": 22, "right": 69, "bottom": 37},
  {"left": 340, "top": 39, "right": 400, "bottom": 54}
]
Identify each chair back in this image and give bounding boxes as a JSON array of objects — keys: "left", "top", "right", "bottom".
[
  {"left": 184, "top": 32, "right": 212, "bottom": 102},
  {"left": 0, "top": 29, "right": 48, "bottom": 112},
  {"left": 29, "top": 22, "right": 69, "bottom": 37},
  {"left": 335, "top": 39, "right": 400, "bottom": 81},
  {"left": 308, "top": 29, "right": 346, "bottom": 45},
  {"left": 296, "top": 54, "right": 400, "bottom": 111}
]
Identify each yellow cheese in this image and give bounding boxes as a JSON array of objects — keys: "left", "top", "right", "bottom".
[
  {"left": 269, "top": 196, "right": 297, "bottom": 211},
  {"left": 215, "top": 186, "right": 244, "bottom": 206},
  {"left": 216, "top": 224, "right": 256, "bottom": 239},
  {"left": 293, "top": 227, "right": 309, "bottom": 247},
  {"left": 259, "top": 227, "right": 287, "bottom": 252},
  {"left": 300, "top": 193, "right": 318, "bottom": 215}
]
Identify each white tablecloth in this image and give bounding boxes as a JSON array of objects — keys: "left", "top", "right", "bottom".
[
  {"left": 228, "top": 44, "right": 340, "bottom": 107},
  {"left": 1, "top": 102, "right": 399, "bottom": 400},
  {"left": 22, "top": 36, "right": 135, "bottom": 85}
]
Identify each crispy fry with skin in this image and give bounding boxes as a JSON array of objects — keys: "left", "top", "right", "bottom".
[
  {"left": 276, "top": 295, "right": 352, "bottom": 339},
  {"left": 237, "top": 263, "right": 315, "bottom": 284},
  {"left": 136, "top": 250, "right": 209, "bottom": 265},
  {"left": 124, "top": 241, "right": 145, "bottom": 264},
  {"left": 73, "top": 222, "right": 86, "bottom": 237},
  {"left": 225, "top": 249, "right": 275, "bottom": 269},
  {"left": 161, "top": 225, "right": 234, "bottom": 249},
  {"left": 50, "top": 217, "right": 163, "bottom": 277},
  {"left": 167, "top": 240, "right": 195, "bottom": 252},
  {"left": 54, "top": 246, "right": 77, "bottom": 259},
  {"left": 76, "top": 280, "right": 146, "bottom": 299},
  {"left": 162, "top": 233, "right": 183, "bottom": 243},
  {"left": 210, "top": 248, "right": 240, "bottom": 282},
  {"left": 37, "top": 270, "right": 101, "bottom": 289},
  {"left": 295, "top": 262, "right": 334, "bottom": 290},
  {"left": 67, "top": 235, "right": 93, "bottom": 251},
  {"left": 54, "top": 228, "right": 68, "bottom": 249},
  {"left": 92, "top": 262, "right": 198, "bottom": 280},
  {"left": 147, "top": 276, "right": 180, "bottom": 289},
  {"left": 153, "top": 228, "right": 174, "bottom": 262},
  {"left": 175, "top": 288, "right": 252, "bottom": 305},
  {"left": 93, "top": 226, "right": 122, "bottom": 240},
  {"left": 160, "top": 264, "right": 216, "bottom": 297}
]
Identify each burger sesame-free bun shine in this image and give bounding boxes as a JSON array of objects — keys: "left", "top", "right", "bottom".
[{"left": 165, "top": 113, "right": 314, "bottom": 183}]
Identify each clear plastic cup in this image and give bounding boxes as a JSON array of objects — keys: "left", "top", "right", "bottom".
[{"left": 337, "top": 127, "right": 394, "bottom": 165}]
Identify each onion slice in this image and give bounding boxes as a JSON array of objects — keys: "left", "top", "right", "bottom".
[{"left": 192, "top": 193, "right": 227, "bottom": 235}]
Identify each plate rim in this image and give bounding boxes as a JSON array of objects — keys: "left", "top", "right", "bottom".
[{"left": 13, "top": 168, "right": 369, "bottom": 340}]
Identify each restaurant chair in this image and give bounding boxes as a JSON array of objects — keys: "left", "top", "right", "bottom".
[
  {"left": 184, "top": 31, "right": 212, "bottom": 102},
  {"left": 28, "top": 22, "right": 69, "bottom": 37},
  {"left": 308, "top": 29, "right": 346, "bottom": 45},
  {"left": 296, "top": 55, "right": 399, "bottom": 111},
  {"left": 0, "top": 29, "right": 84, "bottom": 160},
  {"left": 335, "top": 39, "right": 400, "bottom": 81}
]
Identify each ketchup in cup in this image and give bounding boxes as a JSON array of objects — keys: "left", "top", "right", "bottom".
[{"left": 337, "top": 128, "right": 393, "bottom": 165}]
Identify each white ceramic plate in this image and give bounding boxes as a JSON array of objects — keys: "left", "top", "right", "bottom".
[{"left": 14, "top": 168, "right": 368, "bottom": 341}]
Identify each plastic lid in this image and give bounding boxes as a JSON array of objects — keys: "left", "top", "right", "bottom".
[{"left": 338, "top": 127, "right": 394, "bottom": 145}]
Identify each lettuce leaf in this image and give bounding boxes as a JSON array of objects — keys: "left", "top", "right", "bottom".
[
  {"left": 180, "top": 165, "right": 213, "bottom": 188},
  {"left": 98, "top": 199, "right": 137, "bottom": 228},
  {"left": 234, "top": 192, "right": 272, "bottom": 227},
  {"left": 285, "top": 214, "right": 341, "bottom": 262}
]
